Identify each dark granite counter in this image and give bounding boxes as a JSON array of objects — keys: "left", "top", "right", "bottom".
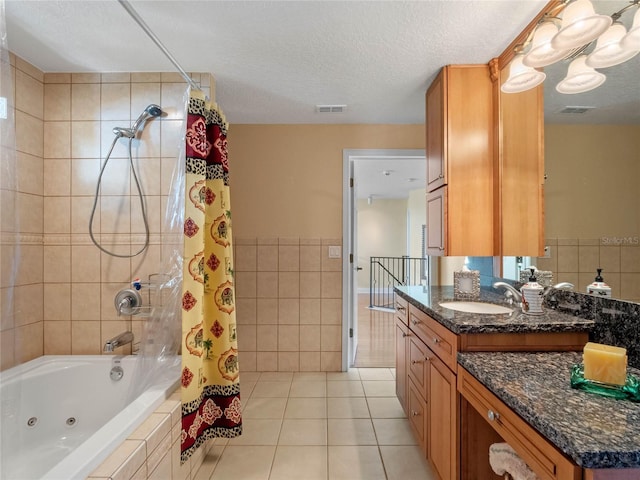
[
  {"left": 458, "top": 351, "right": 640, "bottom": 469},
  {"left": 395, "top": 285, "right": 595, "bottom": 335}
]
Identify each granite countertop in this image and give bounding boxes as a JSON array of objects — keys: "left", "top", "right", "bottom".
[
  {"left": 458, "top": 351, "right": 640, "bottom": 469},
  {"left": 395, "top": 285, "right": 595, "bottom": 335}
]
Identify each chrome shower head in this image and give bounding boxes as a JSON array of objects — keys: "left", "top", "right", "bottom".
[{"left": 131, "top": 104, "right": 164, "bottom": 132}]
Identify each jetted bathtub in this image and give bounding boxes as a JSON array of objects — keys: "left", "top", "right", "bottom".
[{"left": 0, "top": 355, "right": 180, "bottom": 480}]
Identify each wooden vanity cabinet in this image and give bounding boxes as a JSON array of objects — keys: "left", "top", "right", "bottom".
[
  {"left": 425, "top": 65, "right": 494, "bottom": 256},
  {"left": 395, "top": 318, "right": 409, "bottom": 415}
]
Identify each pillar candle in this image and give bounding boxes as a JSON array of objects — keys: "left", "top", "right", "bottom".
[{"left": 583, "top": 342, "right": 628, "bottom": 386}]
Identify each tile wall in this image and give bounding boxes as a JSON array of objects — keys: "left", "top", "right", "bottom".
[
  {"left": 535, "top": 238, "right": 640, "bottom": 303},
  {"left": 234, "top": 237, "right": 343, "bottom": 372},
  {"left": 1, "top": 53, "right": 216, "bottom": 370}
]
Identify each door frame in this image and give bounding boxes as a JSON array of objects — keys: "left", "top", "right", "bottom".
[{"left": 341, "top": 148, "right": 426, "bottom": 371}]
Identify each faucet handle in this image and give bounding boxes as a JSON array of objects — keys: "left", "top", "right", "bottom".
[{"left": 114, "top": 288, "right": 142, "bottom": 316}]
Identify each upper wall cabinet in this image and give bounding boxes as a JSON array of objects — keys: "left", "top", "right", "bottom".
[
  {"left": 425, "top": 65, "right": 494, "bottom": 256},
  {"left": 494, "top": 63, "right": 545, "bottom": 257}
]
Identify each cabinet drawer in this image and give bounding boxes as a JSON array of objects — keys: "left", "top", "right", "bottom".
[
  {"left": 409, "top": 308, "right": 458, "bottom": 371},
  {"left": 395, "top": 295, "right": 409, "bottom": 325},
  {"left": 408, "top": 376, "right": 427, "bottom": 454},
  {"left": 458, "top": 368, "right": 581, "bottom": 480},
  {"left": 408, "top": 336, "right": 430, "bottom": 398}
]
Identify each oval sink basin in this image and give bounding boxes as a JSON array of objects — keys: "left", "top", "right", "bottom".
[{"left": 439, "top": 301, "right": 512, "bottom": 315}]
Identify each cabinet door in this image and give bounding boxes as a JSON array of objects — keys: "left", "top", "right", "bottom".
[
  {"left": 426, "top": 187, "right": 446, "bottom": 256},
  {"left": 395, "top": 318, "right": 409, "bottom": 414},
  {"left": 426, "top": 69, "right": 446, "bottom": 191},
  {"left": 428, "top": 355, "right": 458, "bottom": 480}
]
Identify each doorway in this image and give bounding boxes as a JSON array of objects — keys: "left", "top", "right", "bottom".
[{"left": 341, "top": 149, "right": 426, "bottom": 370}]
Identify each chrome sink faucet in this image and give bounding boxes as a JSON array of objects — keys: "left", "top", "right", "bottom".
[
  {"left": 492, "top": 282, "right": 523, "bottom": 305},
  {"left": 104, "top": 331, "right": 134, "bottom": 352}
]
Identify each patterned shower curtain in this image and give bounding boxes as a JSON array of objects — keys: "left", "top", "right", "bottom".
[{"left": 180, "top": 90, "right": 242, "bottom": 463}]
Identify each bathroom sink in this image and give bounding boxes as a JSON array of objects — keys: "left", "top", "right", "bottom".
[{"left": 439, "top": 301, "right": 512, "bottom": 315}]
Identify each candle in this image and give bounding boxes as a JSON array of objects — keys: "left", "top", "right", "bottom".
[{"left": 583, "top": 342, "right": 628, "bottom": 386}]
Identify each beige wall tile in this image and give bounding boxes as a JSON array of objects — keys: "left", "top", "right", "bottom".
[
  {"left": 101, "top": 283, "right": 127, "bottom": 321},
  {"left": 44, "top": 320, "right": 71, "bottom": 354},
  {"left": 161, "top": 83, "right": 189, "bottom": 113},
  {"left": 44, "top": 83, "right": 71, "bottom": 120},
  {"left": 44, "top": 121, "right": 71, "bottom": 158},
  {"left": 558, "top": 238, "right": 578, "bottom": 246},
  {"left": 0, "top": 330, "right": 16, "bottom": 370},
  {"left": 620, "top": 273, "right": 640, "bottom": 302},
  {"left": 14, "top": 283, "right": 43, "bottom": 327},
  {"left": 321, "top": 299, "right": 342, "bottom": 325},
  {"left": 321, "top": 351, "right": 341, "bottom": 372},
  {"left": 235, "top": 245, "right": 257, "bottom": 272},
  {"left": 136, "top": 121, "right": 161, "bottom": 158},
  {"left": 240, "top": 351, "right": 257, "bottom": 372},
  {"left": 279, "top": 245, "right": 299, "bottom": 272},
  {"left": 160, "top": 120, "right": 184, "bottom": 157},
  {"left": 257, "top": 299, "right": 278, "bottom": 325},
  {"left": 621, "top": 246, "right": 640, "bottom": 273},
  {"left": 71, "top": 83, "right": 101, "bottom": 120},
  {"left": 44, "top": 246, "right": 71, "bottom": 283},
  {"left": 72, "top": 197, "right": 97, "bottom": 233},
  {"left": 71, "top": 121, "right": 101, "bottom": 158},
  {"left": 102, "top": 72, "right": 131, "bottom": 83},
  {"left": 15, "top": 111, "right": 43, "bottom": 157},
  {"left": 89, "top": 439, "right": 146, "bottom": 479},
  {"left": 256, "top": 352, "right": 278, "bottom": 371},
  {"left": 300, "top": 298, "right": 321, "bottom": 324},
  {"left": 300, "top": 245, "right": 321, "bottom": 271},
  {"left": 131, "top": 244, "right": 162, "bottom": 280},
  {"left": 300, "top": 351, "right": 321, "bottom": 372},
  {"left": 71, "top": 158, "right": 100, "bottom": 195},
  {"left": 321, "top": 272, "right": 342, "bottom": 298},
  {"left": 44, "top": 196, "right": 70, "bottom": 234},
  {"left": 133, "top": 157, "right": 162, "bottom": 196},
  {"left": 237, "top": 325, "right": 257, "bottom": 351},
  {"left": 321, "top": 325, "right": 341, "bottom": 352},
  {"left": 235, "top": 271, "right": 257, "bottom": 298},
  {"left": 43, "top": 158, "right": 70, "bottom": 195},
  {"left": 578, "top": 245, "right": 599, "bottom": 273},
  {"left": 257, "top": 245, "right": 278, "bottom": 271},
  {"left": 15, "top": 69, "right": 43, "bottom": 119},
  {"left": 71, "top": 245, "right": 101, "bottom": 282},
  {"left": 44, "top": 73, "right": 71, "bottom": 84},
  {"left": 278, "top": 352, "right": 299, "bottom": 372},
  {"left": 71, "top": 283, "right": 101, "bottom": 321},
  {"left": 257, "top": 272, "right": 278, "bottom": 298},
  {"left": 300, "top": 272, "right": 321, "bottom": 298},
  {"left": 100, "top": 252, "right": 131, "bottom": 283},
  {"left": 17, "top": 245, "right": 44, "bottom": 285},
  {"left": 257, "top": 325, "right": 278, "bottom": 351},
  {"left": 278, "top": 299, "right": 299, "bottom": 324},
  {"left": 131, "top": 72, "right": 161, "bottom": 83},
  {"left": 300, "top": 325, "right": 320, "bottom": 351},
  {"left": 15, "top": 322, "right": 43, "bottom": 363},
  {"left": 72, "top": 73, "right": 101, "bottom": 83},
  {"left": 600, "top": 246, "right": 621, "bottom": 273},
  {"left": 278, "top": 325, "right": 299, "bottom": 352},
  {"left": 132, "top": 196, "right": 161, "bottom": 235},
  {"left": 147, "top": 434, "right": 172, "bottom": 478},
  {"left": 15, "top": 57, "right": 44, "bottom": 82},
  {"left": 160, "top": 73, "right": 185, "bottom": 83},
  {"left": 131, "top": 82, "right": 161, "bottom": 117},
  {"left": 71, "top": 320, "right": 101, "bottom": 354},
  {"left": 236, "top": 298, "right": 257, "bottom": 324},
  {"left": 557, "top": 245, "right": 578, "bottom": 272},
  {"left": 17, "top": 192, "right": 43, "bottom": 234},
  {"left": 98, "top": 157, "right": 131, "bottom": 195},
  {"left": 44, "top": 283, "right": 71, "bottom": 320},
  {"left": 130, "top": 413, "right": 171, "bottom": 455},
  {"left": 278, "top": 272, "right": 299, "bottom": 298},
  {"left": 100, "top": 196, "right": 131, "bottom": 236}
]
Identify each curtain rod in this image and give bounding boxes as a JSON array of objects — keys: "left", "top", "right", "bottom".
[{"left": 117, "top": 0, "right": 202, "bottom": 92}]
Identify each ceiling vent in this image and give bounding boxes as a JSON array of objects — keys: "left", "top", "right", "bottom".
[
  {"left": 558, "top": 106, "right": 596, "bottom": 114},
  {"left": 316, "top": 104, "right": 347, "bottom": 113}
]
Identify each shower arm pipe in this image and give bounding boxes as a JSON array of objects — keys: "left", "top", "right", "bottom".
[{"left": 117, "top": 0, "right": 202, "bottom": 93}]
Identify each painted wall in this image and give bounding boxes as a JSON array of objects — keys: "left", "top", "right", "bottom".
[
  {"left": 408, "top": 188, "right": 426, "bottom": 259},
  {"left": 356, "top": 198, "right": 408, "bottom": 289}
]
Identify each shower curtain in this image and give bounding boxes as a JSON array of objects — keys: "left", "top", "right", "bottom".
[{"left": 180, "top": 90, "right": 242, "bottom": 463}]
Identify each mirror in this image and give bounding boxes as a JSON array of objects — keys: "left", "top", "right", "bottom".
[{"left": 512, "top": 0, "right": 640, "bottom": 303}]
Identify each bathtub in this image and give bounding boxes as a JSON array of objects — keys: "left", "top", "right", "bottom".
[{"left": 0, "top": 355, "right": 180, "bottom": 480}]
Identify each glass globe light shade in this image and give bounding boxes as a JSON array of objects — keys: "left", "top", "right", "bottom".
[
  {"left": 552, "top": 0, "right": 612, "bottom": 50},
  {"left": 523, "top": 21, "right": 572, "bottom": 67},
  {"left": 621, "top": 8, "right": 640, "bottom": 51},
  {"left": 586, "top": 22, "right": 639, "bottom": 68},
  {"left": 501, "top": 55, "right": 546, "bottom": 93},
  {"left": 556, "top": 55, "right": 606, "bottom": 94}
]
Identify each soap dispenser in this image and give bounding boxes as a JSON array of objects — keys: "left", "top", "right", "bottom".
[
  {"left": 586, "top": 269, "right": 612, "bottom": 297},
  {"left": 520, "top": 268, "right": 544, "bottom": 315}
]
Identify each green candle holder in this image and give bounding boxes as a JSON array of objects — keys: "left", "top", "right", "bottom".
[{"left": 570, "top": 364, "right": 640, "bottom": 402}]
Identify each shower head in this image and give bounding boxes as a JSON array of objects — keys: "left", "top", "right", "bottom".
[{"left": 112, "top": 104, "right": 165, "bottom": 139}]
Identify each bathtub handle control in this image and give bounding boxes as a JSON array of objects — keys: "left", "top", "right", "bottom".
[
  {"left": 114, "top": 288, "right": 142, "bottom": 316},
  {"left": 110, "top": 365, "right": 124, "bottom": 381}
]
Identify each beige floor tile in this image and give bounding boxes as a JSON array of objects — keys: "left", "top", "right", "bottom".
[
  {"left": 373, "top": 418, "right": 417, "bottom": 445},
  {"left": 252, "top": 382, "right": 292, "bottom": 398},
  {"left": 327, "top": 397, "right": 371, "bottom": 419},
  {"left": 243, "top": 397, "right": 288, "bottom": 419},
  {"left": 328, "top": 446, "right": 386, "bottom": 480},
  {"left": 242, "top": 381, "right": 257, "bottom": 399},
  {"left": 380, "top": 445, "right": 436, "bottom": 480},
  {"left": 191, "top": 447, "right": 224, "bottom": 480},
  {"left": 358, "top": 368, "right": 395, "bottom": 381},
  {"left": 293, "top": 372, "right": 327, "bottom": 381},
  {"left": 367, "top": 397, "right": 406, "bottom": 418},
  {"left": 242, "top": 372, "right": 263, "bottom": 383},
  {"left": 284, "top": 397, "right": 327, "bottom": 419},
  {"left": 259, "top": 372, "right": 294, "bottom": 383},
  {"left": 362, "top": 380, "right": 396, "bottom": 397},
  {"left": 210, "top": 445, "right": 275, "bottom": 480},
  {"left": 326, "top": 369, "right": 360, "bottom": 381},
  {"left": 327, "top": 381, "right": 365, "bottom": 397},
  {"left": 289, "top": 380, "right": 327, "bottom": 397},
  {"left": 327, "top": 419, "right": 377, "bottom": 446},
  {"left": 228, "top": 419, "right": 282, "bottom": 446},
  {"left": 278, "top": 419, "right": 327, "bottom": 445},
  {"left": 269, "top": 446, "right": 327, "bottom": 480}
]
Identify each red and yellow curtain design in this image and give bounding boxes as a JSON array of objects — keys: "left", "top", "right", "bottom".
[{"left": 181, "top": 90, "right": 241, "bottom": 462}]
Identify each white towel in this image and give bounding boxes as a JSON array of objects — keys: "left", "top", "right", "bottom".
[{"left": 489, "top": 443, "right": 540, "bottom": 480}]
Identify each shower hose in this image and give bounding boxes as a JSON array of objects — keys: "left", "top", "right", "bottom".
[{"left": 89, "top": 134, "right": 150, "bottom": 258}]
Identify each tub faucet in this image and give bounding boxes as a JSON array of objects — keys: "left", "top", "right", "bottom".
[
  {"left": 104, "top": 331, "right": 134, "bottom": 352},
  {"left": 492, "top": 282, "right": 523, "bottom": 305}
]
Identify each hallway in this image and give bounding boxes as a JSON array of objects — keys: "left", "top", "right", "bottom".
[{"left": 354, "top": 294, "right": 395, "bottom": 368}]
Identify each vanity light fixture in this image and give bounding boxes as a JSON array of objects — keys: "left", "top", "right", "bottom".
[{"left": 503, "top": 0, "right": 640, "bottom": 95}]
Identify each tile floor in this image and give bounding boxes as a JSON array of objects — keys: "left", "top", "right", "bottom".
[{"left": 193, "top": 368, "right": 436, "bottom": 480}]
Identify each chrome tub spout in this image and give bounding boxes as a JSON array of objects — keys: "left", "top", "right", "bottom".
[{"left": 103, "top": 331, "right": 134, "bottom": 352}]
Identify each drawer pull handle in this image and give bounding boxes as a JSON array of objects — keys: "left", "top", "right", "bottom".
[
  {"left": 438, "top": 174, "right": 444, "bottom": 179},
  {"left": 402, "top": 333, "right": 408, "bottom": 338},
  {"left": 411, "top": 360, "right": 422, "bottom": 365},
  {"left": 396, "top": 305, "right": 406, "bottom": 312},
  {"left": 487, "top": 410, "right": 500, "bottom": 422},
  {"left": 412, "top": 410, "right": 419, "bottom": 416},
  {"left": 411, "top": 319, "right": 421, "bottom": 325},
  {"left": 433, "top": 337, "right": 440, "bottom": 344},
  {"left": 425, "top": 356, "right": 431, "bottom": 361}
]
